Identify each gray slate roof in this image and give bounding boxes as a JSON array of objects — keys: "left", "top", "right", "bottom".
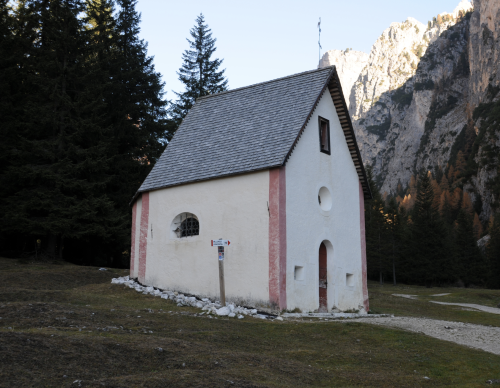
[{"left": 137, "top": 67, "right": 360, "bottom": 196}]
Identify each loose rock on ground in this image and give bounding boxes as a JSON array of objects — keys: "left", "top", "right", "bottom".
[{"left": 111, "top": 276, "right": 269, "bottom": 319}]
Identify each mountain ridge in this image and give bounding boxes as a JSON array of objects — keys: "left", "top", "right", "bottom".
[{"left": 320, "top": 0, "right": 500, "bottom": 224}]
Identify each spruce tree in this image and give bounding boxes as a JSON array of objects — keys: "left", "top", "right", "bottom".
[
  {"left": 114, "top": 0, "right": 171, "bottom": 174},
  {"left": 0, "top": 0, "right": 117, "bottom": 258},
  {"left": 0, "top": 0, "right": 170, "bottom": 264},
  {"left": 455, "top": 209, "right": 486, "bottom": 286},
  {"left": 386, "top": 197, "right": 404, "bottom": 285},
  {"left": 170, "top": 13, "right": 228, "bottom": 129},
  {"left": 0, "top": 0, "right": 129, "bottom": 262},
  {"left": 364, "top": 167, "right": 390, "bottom": 283},
  {"left": 0, "top": 0, "right": 23, "bottom": 203},
  {"left": 487, "top": 215, "right": 500, "bottom": 289},
  {"left": 410, "top": 173, "right": 449, "bottom": 286}
]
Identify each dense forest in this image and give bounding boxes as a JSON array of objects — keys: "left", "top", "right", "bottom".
[
  {"left": 365, "top": 162, "right": 500, "bottom": 288},
  {"left": 0, "top": 0, "right": 226, "bottom": 266}
]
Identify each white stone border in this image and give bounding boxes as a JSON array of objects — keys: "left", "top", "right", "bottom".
[{"left": 111, "top": 276, "right": 272, "bottom": 319}]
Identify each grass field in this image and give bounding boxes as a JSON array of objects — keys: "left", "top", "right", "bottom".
[
  {"left": 0, "top": 258, "right": 499, "bottom": 387},
  {"left": 368, "top": 281, "right": 500, "bottom": 327}
]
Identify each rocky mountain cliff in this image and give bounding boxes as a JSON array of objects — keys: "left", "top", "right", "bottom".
[
  {"left": 320, "top": 0, "right": 500, "bottom": 223},
  {"left": 318, "top": 50, "right": 368, "bottom": 110}
]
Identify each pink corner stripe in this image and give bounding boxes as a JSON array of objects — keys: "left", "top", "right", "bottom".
[
  {"left": 130, "top": 201, "right": 137, "bottom": 277},
  {"left": 269, "top": 167, "right": 287, "bottom": 310},
  {"left": 138, "top": 192, "right": 149, "bottom": 283}
]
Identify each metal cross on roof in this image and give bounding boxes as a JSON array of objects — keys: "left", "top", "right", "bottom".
[{"left": 318, "top": 17, "right": 322, "bottom": 62}]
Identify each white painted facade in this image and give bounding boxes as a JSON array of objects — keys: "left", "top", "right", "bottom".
[
  {"left": 140, "top": 171, "right": 270, "bottom": 303},
  {"left": 285, "top": 90, "right": 364, "bottom": 312},
  {"left": 131, "top": 74, "right": 368, "bottom": 313}
]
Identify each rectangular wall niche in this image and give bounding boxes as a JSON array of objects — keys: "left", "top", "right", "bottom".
[
  {"left": 346, "top": 273, "right": 354, "bottom": 287},
  {"left": 294, "top": 266, "right": 304, "bottom": 281}
]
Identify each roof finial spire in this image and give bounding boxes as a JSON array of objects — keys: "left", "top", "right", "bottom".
[{"left": 318, "top": 17, "right": 322, "bottom": 63}]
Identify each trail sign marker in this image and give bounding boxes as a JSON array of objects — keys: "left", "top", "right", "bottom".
[
  {"left": 211, "top": 239, "right": 231, "bottom": 246},
  {"left": 212, "top": 239, "right": 230, "bottom": 306}
]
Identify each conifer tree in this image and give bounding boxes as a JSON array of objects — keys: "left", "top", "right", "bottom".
[
  {"left": 386, "top": 197, "right": 404, "bottom": 285},
  {"left": 170, "top": 13, "right": 228, "bottom": 129},
  {"left": 0, "top": 0, "right": 170, "bottom": 264},
  {"left": 105, "top": 0, "right": 170, "bottom": 244},
  {"left": 114, "top": 0, "right": 171, "bottom": 156},
  {"left": 410, "top": 173, "right": 449, "bottom": 286},
  {"left": 0, "top": 0, "right": 23, "bottom": 204},
  {"left": 364, "top": 167, "right": 390, "bottom": 283},
  {"left": 487, "top": 215, "right": 500, "bottom": 289},
  {"left": 0, "top": 0, "right": 121, "bottom": 259},
  {"left": 473, "top": 213, "right": 483, "bottom": 239},
  {"left": 455, "top": 209, "right": 485, "bottom": 286}
]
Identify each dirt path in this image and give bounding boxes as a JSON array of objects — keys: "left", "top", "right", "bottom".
[
  {"left": 347, "top": 317, "right": 500, "bottom": 355},
  {"left": 429, "top": 301, "right": 500, "bottom": 315}
]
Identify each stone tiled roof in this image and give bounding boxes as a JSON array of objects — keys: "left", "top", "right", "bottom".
[{"left": 136, "top": 66, "right": 371, "bottom": 199}]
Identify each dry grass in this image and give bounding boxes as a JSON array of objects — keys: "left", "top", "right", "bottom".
[
  {"left": 0, "top": 258, "right": 499, "bottom": 387},
  {"left": 368, "top": 280, "right": 500, "bottom": 327}
]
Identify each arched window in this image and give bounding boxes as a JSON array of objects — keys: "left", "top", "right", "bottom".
[
  {"left": 180, "top": 216, "right": 199, "bottom": 237},
  {"left": 171, "top": 213, "right": 199, "bottom": 238}
]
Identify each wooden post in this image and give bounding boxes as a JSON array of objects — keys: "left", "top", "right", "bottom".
[
  {"left": 218, "top": 246, "right": 226, "bottom": 306},
  {"left": 219, "top": 259, "right": 226, "bottom": 306},
  {"left": 212, "top": 241, "right": 230, "bottom": 306}
]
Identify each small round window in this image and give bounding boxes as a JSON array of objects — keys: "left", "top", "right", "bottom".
[
  {"left": 171, "top": 213, "right": 199, "bottom": 238},
  {"left": 318, "top": 187, "right": 332, "bottom": 211}
]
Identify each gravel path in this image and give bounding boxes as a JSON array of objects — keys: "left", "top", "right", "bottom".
[
  {"left": 392, "top": 294, "right": 418, "bottom": 299},
  {"left": 347, "top": 316, "right": 500, "bottom": 355},
  {"left": 429, "top": 301, "right": 500, "bottom": 315}
]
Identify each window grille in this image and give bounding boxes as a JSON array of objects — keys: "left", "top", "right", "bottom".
[{"left": 173, "top": 213, "right": 199, "bottom": 238}]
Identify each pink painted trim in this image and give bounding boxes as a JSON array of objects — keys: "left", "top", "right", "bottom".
[
  {"left": 138, "top": 192, "right": 149, "bottom": 283},
  {"left": 359, "top": 180, "right": 369, "bottom": 311},
  {"left": 278, "top": 167, "right": 287, "bottom": 309},
  {"left": 130, "top": 201, "right": 137, "bottom": 277},
  {"left": 269, "top": 167, "right": 287, "bottom": 310}
]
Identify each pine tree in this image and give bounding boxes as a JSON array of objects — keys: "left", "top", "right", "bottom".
[
  {"left": 114, "top": 0, "right": 171, "bottom": 155},
  {"left": 386, "top": 197, "right": 404, "bottom": 285},
  {"left": 410, "top": 173, "right": 450, "bottom": 286},
  {"left": 102, "top": 0, "right": 171, "bottom": 256},
  {"left": 0, "top": 0, "right": 23, "bottom": 199},
  {"left": 461, "top": 191, "right": 474, "bottom": 216},
  {"left": 431, "top": 177, "right": 442, "bottom": 210},
  {"left": 0, "top": 0, "right": 26, "bottom": 251},
  {"left": 0, "top": 0, "right": 121, "bottom": 259},
  {"left": 0, "top": 0, "right": 170, "bottom": 264},
  {"left": 455, "top": 209, "right": 485, "bottom": 286},
  {"left": 364, "top": 167, "right": 390, "bottom": 283},
  {"left": 473, "top": 213, "right": 483, "bottom": 240},
  {"left": 487, "top": 215, "right": 500, "bottom": 289},
  {"left": 170, "top": 13, "right": 228, "bottom": 129}
]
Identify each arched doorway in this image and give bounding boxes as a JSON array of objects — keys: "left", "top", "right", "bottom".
[{"left": 319, "top": 242, "right": 327, "bottom": 312}]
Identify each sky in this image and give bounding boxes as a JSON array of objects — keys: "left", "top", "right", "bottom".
[{"left": 134, "top": 0, "right": 469, "bottom": 99}]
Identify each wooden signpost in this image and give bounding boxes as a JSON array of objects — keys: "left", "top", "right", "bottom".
[{"left": 211, "top": 239, "right": 230, "bottom": 306}]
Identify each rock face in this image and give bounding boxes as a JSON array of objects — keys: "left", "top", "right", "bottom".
[
  {"left": 318, "top": 50, "right": 368, "bottom": 110},
  {"left": 468, "top": 0, "right": 500, "bottom": 107},
  {"left": 320, "top": 0, "right": 500, "bottom": 221}
]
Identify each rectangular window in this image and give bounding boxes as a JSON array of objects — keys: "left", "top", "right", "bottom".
[
  {"left": 318, "top": 117, "right": 331, "bottom": 154},
  {"left": 346, "top": 273, "right": 354, "bottom": 287},
  {"left": 294, "top": 266, "right": 304, "bottom": 281}
]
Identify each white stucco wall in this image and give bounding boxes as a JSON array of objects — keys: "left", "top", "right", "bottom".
[
  {"left": 144, "top": 171, "right": 270, "bottom": 304},
  {"left": 285, "top": 89, "right": 364, "bottom": 312}
]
